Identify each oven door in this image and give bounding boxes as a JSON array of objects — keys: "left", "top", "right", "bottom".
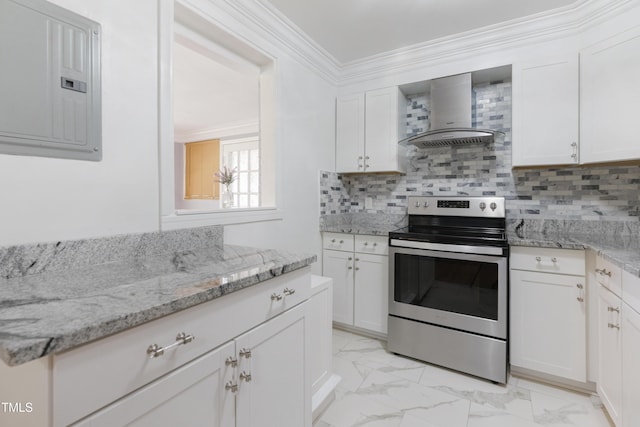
[{"left": 389, "top": 245, "right": 507, "bottom": 339}]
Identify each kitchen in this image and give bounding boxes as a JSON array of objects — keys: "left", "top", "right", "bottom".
[{"left": 1, "top": 0, "right": 639, "bottom": 426}]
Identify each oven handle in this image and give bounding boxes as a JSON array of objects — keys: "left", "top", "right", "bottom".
[{"left": 389, "top": 239, "right": 505, "bottom": 256}]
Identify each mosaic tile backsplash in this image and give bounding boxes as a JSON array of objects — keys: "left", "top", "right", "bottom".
[{"left": 320, "top": 81, "right": 640, "bottom": 223}]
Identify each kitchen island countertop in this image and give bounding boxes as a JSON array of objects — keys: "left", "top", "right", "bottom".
[{"left": 0, "top": 244, "right": 316, "bottom": 367}]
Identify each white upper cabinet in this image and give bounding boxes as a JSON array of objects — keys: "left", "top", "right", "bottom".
[
  {"left": 512, "top": 54, "right": 579, "bottom": 167},
  {"left": 335, "top": 93, "right": 365, "bottom": 173},
  {"left": 336, "top": 87, "right": 406, "bottom": 173},
  {"left": 580, "top": 25, "right": 640, "bottom": 164}
]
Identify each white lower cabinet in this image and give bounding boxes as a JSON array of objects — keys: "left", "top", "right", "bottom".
[
  {"left": 73, "top": 341, "right": 236, "bottom": 426},
  {"left": 235, "top": 303, "right": 309, "bottom": 427},
  {"left": 323, "top": 249, "right": 355, "bottom": 326},
  {"left": 0, "top": 267, "right": 335, "bottom": 427},
  {"left": 597, "top": 284, "right": 622, "bottom": 426},
  {"left": 622, "top": 302, "right": 640, "bottom": 427},
  {"left": 322, "top": 233, "right": 388, "bottom": 335},
  {"left": 509, "top": 247, "right": 587, "bottom": 382},
  {"left": 76, "top": 303, "right": 310, "bottom": 427},
  {"left": 353, "top": 253, "right": 388, "bottom": 333}
]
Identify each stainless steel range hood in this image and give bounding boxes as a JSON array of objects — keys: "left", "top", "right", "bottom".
[{"left": 400, "top": 73, "right": 503, "bottom": 148}]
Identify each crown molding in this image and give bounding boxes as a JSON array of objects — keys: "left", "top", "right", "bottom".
[
  {"left": 174, "top": 121, "right": 259, "bottom": 143},
  {"left": 182, "top": 0, "right": 638, "bottom": 88},
  {"left": 220, "top": 0, "right": 341, "bottom": 85}
]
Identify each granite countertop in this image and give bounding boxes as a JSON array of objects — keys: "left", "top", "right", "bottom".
[
  {"left": 508, "top": 230, "right": 640, "bottom": 278},
  {"left": 320, "top": 213, "right": 407, "bottom": 236},
  {"left": 0, "top": 244, "right": 316, "bottom": 367},
  {"left": 320, "top": 213, "right": 640, "bottom": 277}
]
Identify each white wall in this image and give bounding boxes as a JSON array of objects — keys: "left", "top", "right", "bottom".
[
  {"left": 224, "top": 53, "right": 336, "bottom": 274},
  {"left": 0, "top": 0, "right": 160, "bottom": 246},
  {"left": 0, "top": 0, "right": 336, "bottom": 267}
]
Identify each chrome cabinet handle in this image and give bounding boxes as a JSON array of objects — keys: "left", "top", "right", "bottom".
[
  {"left": 570, "top": 142, "right": 578, "bottom": 161},
  {"left": 535, "top": 256, "right": 541, "bottom": 262},
  {"left": 239, "top": 371, "right": 252, "bottom": 382},
  {"left": 595, "top": 268, "right": 612, "bottom": 277},
  {"left": 225, "top": 356, "right": 238, "bottom": 367},
  {"left": 147, "top": 332, "right": 195, "bottom": 359},
  {"left": 271, "top": 293, "right": 283, "bottom": 301},
  {"left": 283, "top": 287, "right": 295, "bottom": 296},
  {"left": 239, "top": 348, "right": 252, "bottom": 359},
  {"left": 608, "top": 306, "right": 620, "bottom": 313},
  {"left": 225, "top": 381, "right": 238, "bottom": 393},
  {"left": 608, "top": 323, "right": 620, "bottom": 330},
  {"left": 577, "top": 297, "right": 584, "bottom": 302},
  {"left": 576, "top": 284, "right": 583, "bottom": 289}
]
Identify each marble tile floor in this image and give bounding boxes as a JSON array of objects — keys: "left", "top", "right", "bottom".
[{"left": 314, "top": 328, "right": 612, "bottom": 427}]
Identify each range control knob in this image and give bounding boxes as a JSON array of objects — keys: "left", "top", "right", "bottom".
[
  {"left": 490, "top": 202, "right": 497, "bottom": 211},
  {"left": 479, "top": 202, "right": 486, "bottom": 210},
  {"left": 415, "top": 201, "right": 420, "bottom": 208},
  {"left": 423, "top": 201, "right": 429, "bottom": 208}
]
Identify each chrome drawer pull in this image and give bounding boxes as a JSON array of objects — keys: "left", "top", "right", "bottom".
[
  {"left": 608, "top": 323, "right": 620, "bottom": 330},
  {"left": 225, "top": 381, "right": 238, "bottom": 393},
  {"left": 576, "top": 283, "right": 583, "bottom": 289},
  {"left": 595, "top": 268, "right": 612, "bottom": 277},
  {"left": 608, "top": 306, "right": 620, "bottom": 313},
  {"left": 146, "top": 332, "right": 195, "bottom": 358},
  {"left": 283, "top": 287, "right": 295, "bottom": 296},
  {"left": 271, "top": 293, "right": 283, "bottom": 301},
  {"left": 240, "top": 371, "right": 252, "bottom": 382},
  {"left": 225, "top": 356, "right": 238, "bottom": 367},
  {"left": 239, "top": 348, "right": 252, "bottom": 359},
  {"left": 577, "top": 297, "right": 584, "bottom": 302}
]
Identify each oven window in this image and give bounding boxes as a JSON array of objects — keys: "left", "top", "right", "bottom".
[{"left": 394, "top": 253, "right": 499, "bottom": 320}]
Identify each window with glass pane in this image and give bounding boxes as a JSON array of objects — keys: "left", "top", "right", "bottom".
[{"left": 222, "top": 139, "right": 260, "bottom": 208}]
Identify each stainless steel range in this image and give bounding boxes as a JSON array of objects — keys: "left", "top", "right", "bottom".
[{"left": 388, "top": 196, "right": 508, "bottom": 383}]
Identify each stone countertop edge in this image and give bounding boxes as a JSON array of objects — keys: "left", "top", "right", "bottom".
[
  {"left": 0, "top": 245, "right": 316, "bottom": 367},
  {"left": 507, "top": 231, "right": 640, "bottom": 278}
]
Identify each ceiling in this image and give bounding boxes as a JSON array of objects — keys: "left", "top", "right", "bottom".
[
  {"left": 173, "top": 42, "right": 259, "bottom": 142},
  {"left": 263, "top": 0, "right": 578, "bottom": 63}
]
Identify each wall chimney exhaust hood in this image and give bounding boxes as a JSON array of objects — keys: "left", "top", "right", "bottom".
[{"left": 400, "top": 71, "right": 505, "bottom": 148}]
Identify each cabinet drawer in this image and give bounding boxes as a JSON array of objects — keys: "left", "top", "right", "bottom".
[
  {"left": 355, "top": 235, "right": 388, "bottom": 255},
  {"left": 595, "top": 255, "right": 622, "bottom": 297},
  {"left": 52, "top": 267, "right": 311, "bottom": 427},
  {"left": 510, "top": 246, "right": 585, "bottom": 276},
  {"left": 623, "top": 270, "right": 640, "bottom": 314},
  {"left": 323, "top": 233, "right": 354, "bottom": 252}
]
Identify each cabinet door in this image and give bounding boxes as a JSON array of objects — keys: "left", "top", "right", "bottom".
[
  {"left": 322, "top": 249, "right": 354, "bottom": 326},
  {"left": 73, "top": 341, "right": 235, "bottom": 427},
  {"left": 512, "top": 54, "right": 579, "bottom": 167},
  {"left": 336, "top": 93, "right": 365, "bottom": 173},
  {"left": 308, "top": 277, "right": 333, "bottom": 396},
  {"left": 581, "top": 25, "right": 640, "bottom": 164},
  {"left": 235, "top": 303, "right": 310, "bottom": 427},
  {"left": 364, "top": 87, "right": 405, "bottom": 173},
  {"left": 510, "top": 269, "right": 586, "bottom": 381},
  {"left": 622, "top": 303, "right": 640, "bottom": 427},
  {"left": 354, "top": 253, "right": 388, "bottom": 334},
  {"left": 597, "top": 285, "right": 622, "bottom": 426}
]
